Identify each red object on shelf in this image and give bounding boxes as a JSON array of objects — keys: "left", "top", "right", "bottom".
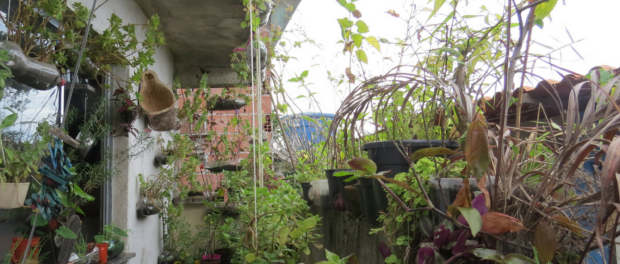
[
  {"left": 97, "top": 242, "right": 109, "bottom": 264},
  {"left": 10, "top": 237, "right": 41, "bottom": 263},
  {"left": 49, "top": 218, "right": 59, "bottom": 230}
]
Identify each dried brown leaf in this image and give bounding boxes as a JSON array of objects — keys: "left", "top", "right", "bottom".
[
  {"left": 480, "top": 212, "right": 526, "bottom": 235},
  {"left": 478, "top": 175, "right": 491, "bottom": 209},
  {"left": 345, "top": 67, "right": 355, "bottom": 84},
  {"left": 352, "top": 10, "right": 362, "bottom": 18},
  {"left": 534, "top": 221, "right": 557, "bottom": 264},
  {"left": 386, "top": 10, "right": 400, "bottom": 17},
  {"left": 552, "top": 215, "right": 585, "bottom": 236},
  {"left": 452, "top": 178, "right": 472, "bottom": 209},
  {"left": 465, "top": 117, "right": 490, "bottom": 178}
]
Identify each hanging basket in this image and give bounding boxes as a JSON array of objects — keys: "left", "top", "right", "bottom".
[
  {"left": 140, "top": 70, "right": 181, "bottom": 131},
  {"left": 0, "top": 41, "right": 62, "bottom": 91},
  {"left": 0, "top": 182, "right": 30, "bottom": 209}
]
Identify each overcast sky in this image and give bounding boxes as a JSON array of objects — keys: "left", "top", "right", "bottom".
[{"left": 277, "top": 0, "right": 620, "bottom": 115}]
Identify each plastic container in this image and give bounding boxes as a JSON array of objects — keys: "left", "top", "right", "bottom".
[
  {"left": 300, "top": 182, "right": 313, "bottom": 205},
  {"left": 96, "top": 243, "right": 109, "bottom": 264},
  {"left": 0, "top": 182, "right": 30, "bottom": 209},
  {"left": 10, "top": 237, "right": 40, "bottom": 263},
  {"left": 309, "top": 179, "right": 330, "bottom": 207}
]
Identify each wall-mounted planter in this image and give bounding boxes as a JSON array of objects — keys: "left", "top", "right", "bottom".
[
  {"left": 155, "top": 153, "right": 170, "bottom": 165},
  {"left": 363, "top": 140, "right": 459, "bottom": 213},
  {"left": 136, "top": 196, "right": 163, "bottom": 216},
  {"left": 0, "top": 41, "right": 62, "bottom": 91},
  {"left": 0, "top": 182, "right": 30, "bottom": 209},
  {"left": 106, "top": 239, "right": 125, "bottom": 259},
  {"left": 258, "top": 2, "right": 273, "bottom": 27},
  {"left": 206, "top": 160, "right": 243, "bottom": 173},
  {"left": 120, "top": 109, "right": 139, "bottom": 124},
  {"left": 208, "top": 98, "right": 247, "bottom": 111},
  {"left": 140, "top": 70, "right": 181, "bottom": 131}
]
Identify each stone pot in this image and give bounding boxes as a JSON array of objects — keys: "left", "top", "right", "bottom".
[{"left": 363, "top": 140, "right": 460, "bottom": 213}]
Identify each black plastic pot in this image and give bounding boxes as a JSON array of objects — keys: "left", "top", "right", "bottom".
[
  {"left": 325, "top": 169, "right": 339, "bottom": 208},
  {"left": 358, "top": 177, "right": 380, "bottom": 223},
  {"left": 300, "top": 182, "right": 313, "bottom": 205},
  {"left": 334, "top": 169, "right": 355, "bottom": 212},
  {"left": 363, "top": 140, "right": 460, "bottom": 213},
  {"left": 209, "top": 98, "right": 247, "bottom": 111}
]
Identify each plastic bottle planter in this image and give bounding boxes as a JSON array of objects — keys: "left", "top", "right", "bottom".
[
  {"left": 258, "top": 2, "right": 273, "bottom": 27},
  {"left": 140, "top": 70, "right": 181, "bottom": 131},
  {"left": 0, "top": 182, "right": 30, "bottom": 209},
  {"left": 208, "top": 98, "right": 247, "bottom": 111},
  {"left": 106, "top": 239, "right": 125, "bottom": 259},
  {"left": 136, "top": 196, "right": 163, "bottom": 216},
  {"left": 206, "top": 160, "right": 243, "bottom": 173},
  {"left": 0, "top": 41, "right": 63, "bottom": 91},
  {"left": 246, "top": 40, "right": 267, "bottom": 82},
  {"left": 363, "top": 140, "right": 460, "bottom": 213}
]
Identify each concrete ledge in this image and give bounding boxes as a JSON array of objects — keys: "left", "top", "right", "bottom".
[{"left": 108, "top": 252, "right": 136, "bottom": 264}]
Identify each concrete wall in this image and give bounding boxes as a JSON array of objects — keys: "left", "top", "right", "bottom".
[{"left": 68, "top": 1, "right": 175, "bottom": 264}]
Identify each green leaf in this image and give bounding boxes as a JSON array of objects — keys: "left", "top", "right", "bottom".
[
  {"left": 73, "top": 183, "right": 95, "bottom": 202},
  {"left": 337, "top": 18, "right": 353, "bottom": 30},
  {"left": 352, "top": 34, "right": 363, "bottom": 48},
  {"left": 533, "top": 222, "right": 556, "bottom": 264},
  {"left": 333, "top": 171, "right": 354, "bottom": 177},
  {"left": 344, "top": 3, "right": 356, "bottom": 12},
  {"left": 355, "top": 20, "right": 369, "bottom": 33},
  {"left": 75, "top": 206, "right": 85, "bottom": 216},
  {"left": 245, "top": 253, "right": 256, "bottom": 263},
  {"left": 1, "top": 113, "right": 18, "bottom": 129},
  {"left": 325, "top": 249, "right": 340, "bottom": 263},
  {"left": 113, "top": 226, "right": 129, "bottom": 237},
  {"left": 365, "top": 36, "right": 381, "bottom": 51},
  {"left": 347, "top": 157, "right": 376, "bottom": 174},
  {"left": 428, "top": 0, "right": 446, "bottom": 21},
  {"left": 31, "top": 215, "right": 48, "bottom": 227},
  {"left": 469, "top": 248, "right": 504, "bottom": 262},
  {"left": 534, "top": 0, "right": 558, "bottom": 20},
  {"left": 94, "top": 235, "right": 105, "bottom": 244},
  {"left": 300, "top": 70, "right": 309, "bottom": 78},
  {"left": 56, "top": 226, "right": 78, "bottom": 239},
  {"left": 355, "top": 49, "right": 368, "bottom": 64},
  {"left": 277, "top": 226, "right": 291, "bottom": 245},
  {"left": 457, "top": 207, "right": 482, "bottom": 236},
  {"left": 303, "top": 217, "right": 317, "bottom": 228},
  {"left": 504, "top": 254, "right": 537, "bottom": 264}
]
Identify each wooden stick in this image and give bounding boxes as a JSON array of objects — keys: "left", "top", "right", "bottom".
[{"left": 49, "top": 127, "right": 80, "bottom": 148}]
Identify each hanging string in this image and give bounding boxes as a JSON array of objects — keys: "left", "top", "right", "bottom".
[
  {"left": 248, "top": 0, "right": 259, "bottom": 251},
  {"left": 256, "top": 23, "right": 264, "bottom": 188},
  {"left": 60, "top": 0, "right": 98, "bottom": 129}
]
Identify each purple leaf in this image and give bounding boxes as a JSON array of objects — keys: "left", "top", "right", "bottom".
[
  {"left": 472, "top": 194, "right": 489, "bottom": 215},
  {"left": 378, "top": 242, "right": 391, "bottom": 259},
  {"left": 233, "top": 47, "right": 247, "bottom": 52},
  {"left": 417, "top": 247, "right": 435, "bottom": 264},
  {"left": 124, "top": 98, "right": 134, "bottom": 106},
  {"left": 433, "top": 224, "right": 451, "bottom": 248},
  {"left": 451, "top": 229, "right": 472, "bottom": 255},
  {"left": 457, "top": 215, "right": 469, "bottom": 226},
  {"left": 117, "top": 105, "right": 129, "bottom": 113},
  {"left": 144, "top": 127, "right": 152, "bottom": 133},
  {"left": 334, "top": 193, "right": 346, "bottom": 211}
]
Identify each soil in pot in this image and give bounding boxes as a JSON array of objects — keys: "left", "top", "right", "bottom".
[
  {"left": 363, "top": 140, "right": 459, "bottom": 212},
  {"left": 300, "top": 182, "right": 313, "bottom": 205},
  {"left": 0, "top": 182, "right": 31, "bottom": 209},
  {"left": 10, "top": 236, "right": 41, "bottom": 263}
]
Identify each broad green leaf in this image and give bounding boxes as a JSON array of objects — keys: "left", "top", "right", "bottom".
[
  {"left": 534, "top": 0, "right": 558, "bottom": 20},
  {"left": 1, "top": 113, "right": 18, "bottom": 129},
  {"left": 465, "top": 118, "right": 490, "bottom": 178},
  {"left": 365, "top": 36, "right": 381, "bottom": 51},
  {"left": 325, "top": 249, "right": 340, "bottom": 263},
  {"left": 94, "top": 235, "right": 104, "bottom": 244},
  {"left": 469, "top": 248, "right": 504, "bottom": 262},
  {"left": 289, "top": 228, "right": 302, "bottom": 239},
  {"left": 300, "top": 70, "right": 309, "bottom": 78},
  {"left": 303, "top": 247, "right": 311, "bottom": 255},
  {"left": 32, "top": 215, "right": 48, "bottom": 227},
  {"left": 337, "top": 18, "right": 353, "bottom": 30},
  {"left": 355, "top": 20, "right": 369, "bottom": 33},
  {"left": 355, "top": 50, "right": 368, "bottom": 64},
  {"left": 352, "top": 34, "right": 363, "bottom": 48},
  {"left": 113, "top": 226, "right": 129, "bottom": 237},
  {"left": 245, "top": 253, "right": 256, "bottom": 263},
  {"left": 457, "top": 207, "right": 482, "bottom": 236},
  {"left": 333, "top": 171, "right": 354, "bottom": 177},
  {"left": 410, "top": 147, "right": 457, "bottom": 162},
  {"left": 428, "top": 0, "right": 446, "bottom": 21},
  {"left": 277, "top": 226, "right": 291, "bottom": 245},
  {"left": 73, "top": 183, "right": 95, "bottom": 202},
  {"left": 56, "top": 226, "right": 78, "bottom": 239},
  {"left": 344, "top": 3, "right": 356, "bottom": 12},
  {"left": 347, "top": 157, "right": 376, "bottom": 174},
  {"left": 303, "top": 217, "right": 317, "bottom": 228},
  {"left": 504, "top": 254, "right": 537, "bottom": 264}
]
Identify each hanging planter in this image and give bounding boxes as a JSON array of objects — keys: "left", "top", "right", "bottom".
[
  {"left": 140, "top": 70, "right": 181, "bottom": 131},
  {"left": 363, "top": 140, "right": 459, "bottom": 213},
  {"left": 258, "top": 2, "right": 273, "bottom": 27},
  {"left": 0, "top": 41, "right": 62, "bottom": 91},
  {"left": 246, "top": 40, "right": 268, "bottom": 82},
  {"left": 0, "top": 182, "right": 30, "bottom": 209},
  {"left": 206, "top": 160, "right": 243, "bottom": 173},
  {"left": 208, "top": 98, "right": 247, "bottom": 111},
  {"left": 136, "top": 196, "right": 163, "bottom": 216}
]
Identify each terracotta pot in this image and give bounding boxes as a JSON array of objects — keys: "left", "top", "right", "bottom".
[
  {"left": 140, "top": 70, "right": 181, "bottom": 131},
  {"left": 10, "top": 237, "right": 41, "bottom": 263},
  {"left": 97, "top": 243, "right": 109, "bottom": 264},
  {"left": 0, "top": 182, "right": 30, "bottom": 209}
]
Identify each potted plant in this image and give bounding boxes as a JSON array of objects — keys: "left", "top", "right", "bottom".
[
  {"left": 0, "top": 118, "right": 52, "bottom": 209},
  {"left": 137, "top": 174, "right": 168, "bottom": 216},
  {"left": 214, "top": 218, "right": 240, "bottom": 264},
  {"left": 94, "top": 223, "right": 129, "bottom": 261},
  {"left": 113, "top": 84, "right": 141, "bottom": 126},
  {"left": 198, "top": 211, "right": 223, "bottom": 264},
  {"left": 140, "top": 70, "right": 182, "bottom": 131}
]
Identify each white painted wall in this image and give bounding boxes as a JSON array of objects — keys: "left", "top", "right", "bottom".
[{"left": 68, "top": 1, "right": 175, "bottom": 264}]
